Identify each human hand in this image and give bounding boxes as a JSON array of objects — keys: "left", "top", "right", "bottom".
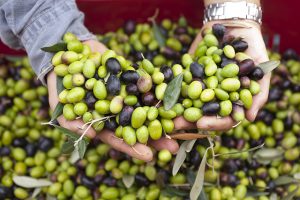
[
  {"left": 47, "top": 40, "right": 179, "bottom": 162},
  {"left": 176, "top": 20, "right": 270, "bottom": 132}
]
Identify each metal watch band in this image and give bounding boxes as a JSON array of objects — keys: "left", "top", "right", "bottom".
[{"left": 203, "top": 1, "right": 262, "bottom": 24}]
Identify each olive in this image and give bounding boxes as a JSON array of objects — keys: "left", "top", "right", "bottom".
[
  {"left": 124, "top": 20, "right": 136, "bottom": 35},
  {"left": 281, "top": 80, "right": 292, "bottom": 89},
  {"left": 202, "top": 102, "right": 220, "bottom": 115},
  {"left": 119, "top": 106, "right": 134, "bottom": 126},
  {"left": 120, "top": 70, "right": 140, "bottom": 84},
  {"left": 135, "top": 173, "right": 150, "bottom": 186},
  {"left": 293, "top": 84, "right": 300, "bottom": 92},
  {"left": 106, "top": 57, "right": 121, "bottom": 74},
  {"left": 174, "top": 26, "right": 188, "bottom": 34},
  {"left": 268, "top": 87, "right": 283, "bottom": 101},
  {"left": 284, "top": 116, "right": 293, "bottom": 130},
  {"left": 105, "top": 118, "right": 118, "bottom": 131},
  {"left": 282, "top": 48, "right": 298, "bottom": 60},
  {"left": 85, "top": 91, "right": 97, "bottom": 109},
  {"left": 25, "top": 143, "right": 37, "bottom": 157},
  {"left": 81, "top": 175, "right": 96, "bottom": 189},
  {"left": 102, "top": 177, "right": 117, "bottom": 187},
  {"left": 142, "top": 92, "right": 156, "bottom": 106},
  {"left": 190, "top": 62, "right": 204, "bottom": 79},
  {"left": 231, "top": 39, "right": 248, "bottom": 52},
  {"left": 249, "top": 67, "right": 264, "bottom": 80},
  {"left": 0, "top": 147, "right": 10, "bottom": 156},
  {"left": 212, "top": 23, "right": 226, "bottom": 39},
  {"left": 126, "top": 83, "right": 139, "bottom": 95},
  {"left": 160, "top": 66, "right": 174, "bottom": 82},
  {"left": 161, "top": 46, "right": 180, "bottom": 59},
  {"left": 0, "top": 186, "right": 10, "bottom": 199},
  {"left": 38, "top": 136, "right": 53, "bottom": 152},
  {"left": 106, "top": 75, "right": 121, "bottom": 96},
  {"left": 239, "top": 59, "right": 255, "bottom": 76},
  {"left": 12, "top": 138, "right": 27, "bottom": 147}
]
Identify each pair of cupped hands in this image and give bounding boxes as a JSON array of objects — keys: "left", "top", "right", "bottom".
[{"left": 47, "top": 20, "right": 270, "bottom": 162}]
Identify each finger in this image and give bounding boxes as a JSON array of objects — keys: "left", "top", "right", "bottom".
[
  {"left": 57, "top": 116, "right": 97, "bottom": 138},
  {"left": 197, "top": 116, "right": 235, "bottom": 131},
  {"left": 246, "top": 73, "right": 271, "bottom": 121},
  {"left": 83, "top": 40, "right": 107, "bottom": 54},
  {"left": 173, "top": 116, "right": 197, "bottom": 130},
  {"left": 188, "top": 33, "right": 203, "bottom": 54},
  {"left": 96, "top": 129, "right": 153, "bottom": 162},
  {"left": 148, "top": 137, "right": 179, "bottom": 154},
  {"left": 47, "top": 71, "right": 59, "bottom": 110}
]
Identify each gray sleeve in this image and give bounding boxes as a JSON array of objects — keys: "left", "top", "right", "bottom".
[{"left": 0, "top": 0, "right": 96, "bottom": 85}]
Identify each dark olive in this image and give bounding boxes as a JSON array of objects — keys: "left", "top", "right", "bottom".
[
  {"left": 38, "top": 136, "right": 53, "bottom": 152},
  {"left": 221, "top": 56, "right": 237, "bottom": 68},
  {"left": 239, "top": 59, "right": 255, "bottom": 76},
  {"left": 240, "top": 76, "right": 251, "bottom": 88},
  {"left": 282, "top": 48, "right": 298, "bottom": 60},
  {"left": 124, "top": 20, "right": 136, "bottom": 35},
  {"left": 119, "top": 106, "right": 134, "bottom": 126},
  {"left": 268, "top": 87, "right": 283, "bottom": 102},
  {"left": 221, "top": 135, "right": 236, "bottom": 148},
  {"left": 236, "top": 139, "right": 245, "bottom": 150},
  {"left": 212, "top": 23, "right": 226, "bottom": 40},
  {"left": 0, "top": 186, "right": 10, "bottom": 199},
  {"left": 106, "top": 57, "right": 121, "bottom": 74},
  {"left": 284, "top": 116, "right": 293, "bottom": 130},
  {"left": 222, "top": 159, "right": 238, "bottom": 173},
  {"left": 135, "top": 173, "right": 150, "bottom": 186},
  {"left": 142, "top": 92, "right": 156, "bottom": 106},
  {"left": 231, "top": 39, "right": 248, "bottom": 52},
  {"left": 202, "top": 102, "right": 220, "bottom": 115},
  {"left": 249, "top": 67, "right": 264, "bottom": 80},
  {"left": 131, "top": 63, "right": 139, "bottom": 69},
  {"left": 104, "top": 118, "right": 118, "bottom": 131},
  {"left": 126, "top": 83, "right": 139, "bottom": 95},
  {"left": 102, "top": 177, "right": 117, "bottom": 187},
  {"left": 81, "top": 175, "right": 96, "bottom": 189},
  {"left": 106, "top": 75, "right": 121, "bottom": 96},
  {"left": 174, "top": 27, "right": 188, "bottom": 35},
  {"left": 94, "top": 174, "right": 104, "bottom": 185},
  {"left": 85, "top": 92, "right": 97, "bottom": 109},
  {"left": 25, "top": 143, "right": 37, "bottom": 157},
  {"left": 12, "top": 138, "right": 28, "bottom": 147},
  {"left": 293, "top": 84, "right": 300, "bottom": 92},
  {"left": 120, "top": 70, "right": 140, "bottom": 84},
  {"left": 190, "top": 62, "right": 204, "bottom": 79},
  {"left": 0, "top": 147, "right": 10, "bottom": 156},
  {"left": 221, "top": 34, "right": 235, "bottom": 47},
  {"left": 281, "top": 79, "right": 292, "bottom": 89},
  {"left": 161, "top": 47, "right": 180, "bottom": 59},
  {"left": 160, "top": 66, "right": 174, "bottom": 83}
]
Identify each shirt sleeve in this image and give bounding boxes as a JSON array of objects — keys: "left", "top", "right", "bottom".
[{"left": 0, "top": 0, "right": 96, "bottom": 85}]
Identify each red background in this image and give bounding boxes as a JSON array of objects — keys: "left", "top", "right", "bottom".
[{"left": 1, "top": 0, "right": 299, "bottom": 55}]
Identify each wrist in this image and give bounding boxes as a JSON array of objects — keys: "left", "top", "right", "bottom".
[
  {"left": 203, "top": 19, "right": 261, "bottom": 30},
  {"left": 204, "top": 0, "right": 260, "bottom": 7}
]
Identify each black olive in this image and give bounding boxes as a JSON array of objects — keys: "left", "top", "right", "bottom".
[
  {"left": 174, "top": 27, "right": 187, "bottom": 35},
  {"left": 120, "top": 70, "right": 140, "bottom": 84},
  {"left": 231, "top": 39, "right": 248, "bottom": 52},
  {"left": 221, "top": 135, "right": 236, "bottom": 148},
  {"left": 131, "top": 63, "right": 139, "bottom": 69},
  {"left": 190, "top": 149, "right": 201, "bottom": 167},
  {"left": 119, "top": 106, "right": 134, "bottom": 126},
  {"left": 0, "top": 186, "right": 10, "bottom": 199},
  {"left": 160, "top": 66, "right": 174, "bottom": 83},
  {"left": 268, "top": 87, "right": 283, "bottom": 102},
  {"left": 202, "top": 102, "right": 220, "bottom": 115},
  {"left": 239, "top": 59, "right": 255, "bottom": 76},
  {"left": 104, "top": 118, "right": 118, "bottom": 131},
  {"left": 106, "top": 75, "right": 121, "bottom": 96},
  {"left": 25, "top": 143, "right": 37, "bottom": 157},
  {"left": 12, "top": 138, "right": 27, "bottom": 147},
  {"left": 159, "top": 26, "right": 168, "bottom": 37},
  {"left": 144, "top": 51, "right": 154, "bottom": 61},
  {"left": 106, "top": 58, "right": 121, "bottom": 74},
  {"left": 293, "top": 84, "right": 300, "bottom": 92},
  {"left": 0, "top": 147, "right": 10, "bottom": 156},
  {"left": 126, "top": 83, "right": 139, "bottom": 95},
  {"left": 85, "top": 92, "right": 97, "bottom": 109},
  {"left": 161, "top": 47, "right": 180, "bottom": 59},
  {"left": 124, "top": 20, "right": 136, "bottom": 35},
  {"left": 212, "top": 23, "right": 226, "bottom": 40},
  {"left": 142, "top": 92, "right": 156, "bottom": 106},
  {"left": 220, "top": 56, "right": 237, "bottom": 68},
  {"left": 236, "top": 139, "right": 245, "bottom": 150},
  {"left": 38, "top": 136, "right": 53, "bottom": 152},
  {"left": 94, "top": 174, "right": 104, "bottom": 185},
  {"left": 281, "top": 80, "right": 292, "bottom": 89},
  {"left": 109, "top": 148, "right": 124, "bottom": 160},
  {"left": 284, "top": 116, "right": 293, "bottom": 130},
  {"left": 190, "top": 62, "right": 204, "bottom": 79},
  {"left": 249, "top": 67, "right": 264, "bottom": 80},
  {"left": 282, "top": 48, "right": 298, "bottom": 60},
  {"left": 135, "top": 173, "right": 150, "bottom": 186},
  {"left": 222, "top": 159, "right": 238, "bottom": 173},
  {"left": 102, "top": 177, "right": 117, "bottom": 187},
  {"left": 81, "top": 175, "right": 96, "bottom": 189}
]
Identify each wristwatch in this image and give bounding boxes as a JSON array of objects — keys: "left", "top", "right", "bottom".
[{"left": 203, "top": 1, "right": 262, "bottom": 24}]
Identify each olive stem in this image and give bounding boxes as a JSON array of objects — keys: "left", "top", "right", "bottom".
[
  {"left": 155, "top": 100, "right": 162, "bottom": 108},
  {"left": 147, "top": 9, "right": 159, "bottom": 24},
  {"left": 74, "top": 122, "right": 94, "bottom": 147}
]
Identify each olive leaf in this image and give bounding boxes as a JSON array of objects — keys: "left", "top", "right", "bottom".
[
  {"left": 148, "top": 10, "right": 166, "bottom": 48},
  {"left": 246, "top": 191, "right": 269, "bottom": 197},
  {"left": 274, "top": 175, "right": 299, "bottom": 186},
  {"left": 61, "top": 139, "right": 75, "bottom": 154},
  {"left": 122, "top": 175, "right": 135, "bottom": 188},
  {"left": 69, "top": 146, "right": 80, "bottom": 164},
  {"left": 50, "top": 124, "right": 80, "bottom": 140},
  {"left": 270, "top": 193, "right": 278, "bottom": 200},
  {"left": 13, "top": 176, "right": 52, "bottom": 188},
  {"left": 197, "top": 190, "right": 208, "bottom": 200},
  {"left": 294, "top": 173, "right": 300, "bottom": 180},
  {"left": 78, "top": 139, "right": 88, "bottom": 159},
  {"left": 257, "top": 60, "right": 280, "bottom": 74},
  {"left": 253, "top": 148, "right": 284, "bottom": 165},
  {"left": 31, "top": 188, "right": 42, "bottom": 199},
  {"left": 56, "top": 76, "right": 64, "bottom": 95},
  {"left": 164, "top": 73, "right": 183, "bottom": 110},
  {"left": 50, "top": 102, "right": 63, "bottom": 122},
  {"left": 190, "top": 147, "right": 209, "bottom": 200},
  {"left": 282, "top": 185, "right": 300, "bottom": 200},
  {"left": 172, "top": 140, "right": 196, "bottom": 176},
  {"left": 214, "top": 143, "right": 264, "bottom": 157},
  {"left": 46, "top": 194, "right": 57, "bottom": 200},
  {"left": 41, "top": 42, "right": 67, "bottom": 52},
  {"left": 5, "top": 56, "right": 24, "bottom": 62},
  {"left": 161, "top": 186, "right": 189, "bottom": 197},
  {"left": 170, "top": 133, "right": 210, "bottom": 140}
]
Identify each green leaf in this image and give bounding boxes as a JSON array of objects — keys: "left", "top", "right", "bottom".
[
  {"left": 152, "top": 22, "right": 166, "bottom": 47},
  {"left": 78, "top": 140, "right": 88, "bottom": 159},
  {"left": 253, "top": 148, "right": 284, "bottom": 165},
  {"left": 41, "top": 42, "right": 67, "bottom": 52},
  {"left": 282, "top": 185, "right": 300, "bottom": 200},
  {"left": 69, "top": 146, "right": 80, "bottom": 164},
  {"left": 122, "top": 175, "right": 135, "bottom": 188},
  {"left": 215, "top": 143, "right": 264, "bottom": 157},
  {"left": 274, "top": 176, "right": 299, "bottom": 186},
  {"left": 56, "top": 76, "right": 64, "bottom": 95},
  {"left": 61, "top": 140, "right": 75, "bottom": 154},
  {"left": 162, "top": 186, "right": 189, "bottom": 197},
  {"left": 172, "top": 140, "right": 196, "bottom": 176},
  {"left": 270, "top": 193, "right": 278, "bottom": 200},
  {"left": 187, "top": 171, "right": 196, "bottom": 185},
  {"left": 13, "top": 176, "right": 52, "bottom": 188},
  {"left": 164, "top": 73, "right": 183, "bottom": 110},
  {"left": 197, "top": 190, "right": 208, "bottom": 200},
  {"left": 31, "top": 188, "right": 42, "bottom": 199},
  {"left": 50, "top": 124, "right": 80, "bottom": 140},
  {"left": 51, "top": 103, "right": 63, "bottom": 121},
  {"left": 190, "top": 148, "right": 208, "bottom": 200},
  {"left": 257, "top": 60, "right": 280, "bottom": 74},
  {"left": 5, "top": 56, "right": 24, "bottom": 62}
]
